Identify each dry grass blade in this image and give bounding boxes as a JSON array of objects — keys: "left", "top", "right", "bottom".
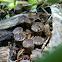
[{"left": 17, "top": 49, "right": 25, "bottom": 59}]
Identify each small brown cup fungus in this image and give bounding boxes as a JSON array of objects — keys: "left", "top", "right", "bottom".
[
  {"left": 14, "top": 32, "right": 26, "bottom": 43},
  {"left": 31, "top": 22, "right": 44, "bottom": 36},
  {"left": 18, "top": 15, "right": 31, "bottom": 24},
  {"left": 30, "top": 48, "right": 42, "bottom": 60},
  {"left": 18, "top": 55, "right": 30, "bottom": 62},
  {"left": 33, "top": 36, "right": 45, "bottom": 48},
  {"left": 24, "top": 16, "right": 32, "bottom": 29},
  {"left": 13, "top": 27, "right": 23, "bottom": 34},
  {"left": 22, "top": 55, "right": 30, "bottom": 60},
  {"left": 20, "top": 59, "right": 30, "bottom": 62},
  {"left": 39, "top": 13, "right": 48, "bottom": 24},
  {"left": 18, "top": 15, "right": 32, "bottom": 29},
  {"left": 18, "top": 15, "right": 26, "bottom": 23},
  {"left": 23, "top": 39, "right": 34, "bottom": 50},
  {"left": 16, "top": 53, "right": 31, "bottom": 62},
  {"left": 14, "top": 5, "right": 22, "bottom": 14},
  {"left": 44, "top": 24, "right": 51, "bottom": 37}
]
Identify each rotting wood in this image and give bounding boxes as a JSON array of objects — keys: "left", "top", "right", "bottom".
[
  {"left": 0, "top": 47, "right": 10, "bottom": 62},
  {"left": 0, "top": 12, "right": 46, "bottom": 30},
  {"left": 0, "top": 30, "right": 13, "bottom": 41},
  {"left": 0, "top": 14, "right": 28, "bottom": 30}
]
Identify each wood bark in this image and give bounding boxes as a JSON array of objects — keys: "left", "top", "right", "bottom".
[
  {"left": 0, "top": 14, "right": 27, "bottom": 30},
  {"left": 0, "top": 30, "right": 13, "bottom": 41}
]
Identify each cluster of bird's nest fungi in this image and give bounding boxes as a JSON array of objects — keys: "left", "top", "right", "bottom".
[{"left": 9, "top": 12, "right": 52, "bottom": 62}]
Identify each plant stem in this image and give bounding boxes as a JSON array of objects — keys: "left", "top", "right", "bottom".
[
  {"left": 14, "top": 0, "right": 16, "bottom": 5},
  {"left": 17, "top": 1, "right": 30, "bottom": 5},
  {"left": 0, "top": 0, "right": 13, "bottom": 3},
  {"left": 0, "top": 0, "right": 30, "bottom": 5}
]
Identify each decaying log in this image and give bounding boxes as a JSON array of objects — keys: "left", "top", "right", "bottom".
[
  {"left": 0, "top": 30, "right": 13, "bottom": 41},
  {"left": 0, "top": 47, "right": 10, "bottom": 62},
  {"left": 0, "top": 14, "right": 28, "bottom": 30},
  {"left": 0, "top": 13, "right": 42, "bottom": 30}
]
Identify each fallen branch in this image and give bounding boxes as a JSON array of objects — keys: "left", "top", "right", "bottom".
[{"left": 0, "top": 14, "right": 28, "bottom": 30}]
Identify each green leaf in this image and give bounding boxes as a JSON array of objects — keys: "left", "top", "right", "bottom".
[
  {"left": 47, "top": 0, "right": 62, "bottom": 3},
  {"left": 6, "top": 14, "right": 10, "bottom": 19},
  {"left": 0, "top": 0, "right": 13, "bottom": 3},
  {"left": 28, "top": 0, "right": 44, "bottom": 12},
  {"left": 30, "top": 5, "right": 37, "bottom": 12},
  {"left": 14, "top": 0, "right": 16, "bottom": 5},
  {"left": 8, "top": 3, "right": 17, "bottom": 9},
  {"left": 28, "top": 0, "right": 38, "bottom": 4},
  {"left": 28, "top": 0, "right": 43, "bottom": 5}
]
